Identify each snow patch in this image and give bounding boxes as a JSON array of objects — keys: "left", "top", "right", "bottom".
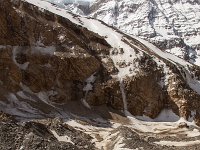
[
  {"left": 82, "top": 73, "right": 96, "bottom": 109},
  {"left": 155, "top": 140, "right": 200, "bottom": 147},
  {"left": 0, "top": 93, "right": 43, "bottom": 118},
  {"left": 136, "top": 109, "right": 180, "bottom": 122},
  {"left": 119, "top": 79, "right": 127, "bottom": 112},
  {"left": 12, "top": 47, "right": 29, "bottom": 70},
  {"left": 51, "top": 130, "right": 74, "bottom": 144}
]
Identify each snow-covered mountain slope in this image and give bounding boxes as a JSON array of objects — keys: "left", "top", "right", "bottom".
[
  {"left": 91, "top": 0, "right": 200, "bottom": 65},
  {"left": 49, "top": 0, "right": 200, "bottom": 65},
  {"left": 46, "top": 0, "right": 90, "bottom": 15}
]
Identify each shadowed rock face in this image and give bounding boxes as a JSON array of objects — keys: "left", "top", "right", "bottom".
[
  {"left": 0, "top": 0, "right": 108, "bottom": 115},
  {"left": 1, "top": 0, "right": 200, "bottom": 126}
]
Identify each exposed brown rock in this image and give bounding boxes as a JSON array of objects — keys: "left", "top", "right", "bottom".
[
  {"left": 0, "top": 0, "right": 108, "bottom": 109},
  {"left": 1, "top": 0, "right": 200, "bottom": 126}
]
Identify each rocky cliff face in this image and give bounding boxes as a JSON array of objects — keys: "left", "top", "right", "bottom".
[
  {"left": 2, "top": 0, "right": 200, "bottom": 149},
  {"left": 0, "top": 0, "right": 109, "bottom": 117},
  {"left": 1, "top": 0, "right": 200, "bottom": 123}
]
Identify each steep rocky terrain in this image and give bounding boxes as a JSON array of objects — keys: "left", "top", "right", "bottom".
[
  {"left": 1, "top": 0, "right": 200, "bottom": 149},
  {"left": 56, "top": 0, "right": 200, "bottom": 65}
]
